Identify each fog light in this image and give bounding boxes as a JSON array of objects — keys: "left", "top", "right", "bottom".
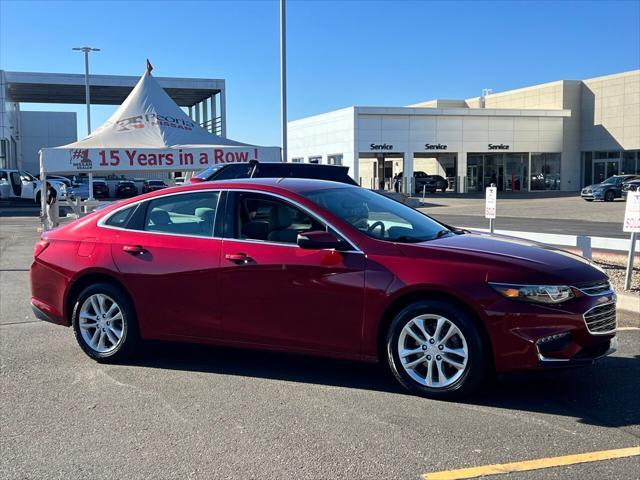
[{"left": 536, "top": 331, "right": 572, "bottom": 355}]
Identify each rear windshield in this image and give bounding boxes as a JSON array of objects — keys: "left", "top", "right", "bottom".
[{"left": 256, "top": 164, "right": 358, "bottom": 185}]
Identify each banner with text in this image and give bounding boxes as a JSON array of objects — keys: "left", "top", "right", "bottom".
[{"left": 40, "top": 146, "right": 281, "bottom": 173}]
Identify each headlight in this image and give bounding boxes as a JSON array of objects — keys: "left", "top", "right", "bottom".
[{"left": 489, "top": 283, "right": 574, "bottom": 304}]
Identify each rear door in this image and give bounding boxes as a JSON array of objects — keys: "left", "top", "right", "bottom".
[{"left": 108, "top": 190, "right": 224, "bottom": 339}]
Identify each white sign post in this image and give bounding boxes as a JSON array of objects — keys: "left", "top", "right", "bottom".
[
  {"left": 623, "top": 191, "right": 640, "bottom": 290},
  {"left": 485, "top": 186, "right": 497, "bottom": 233}
]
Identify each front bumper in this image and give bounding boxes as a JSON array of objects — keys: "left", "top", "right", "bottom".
[
  {"left": 485, "top": 288, "right": 618, "bottom": 372},
  {"left": 537, "top": 335, "right": 617, "bottom": 368},
  {"left": 581, "top": 190, "right": 605, "bottom": 200}
]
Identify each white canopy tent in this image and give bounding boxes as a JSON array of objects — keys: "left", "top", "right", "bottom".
[{"left": 39, "top": 67, "right": 280, "bottom": 229}]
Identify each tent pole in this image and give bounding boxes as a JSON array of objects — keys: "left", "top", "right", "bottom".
[
  {"left": 39, "top": 151, "right": 47, "bottom": 232},
  {"left": 88, "top": 172, "right": 94, "bottom": 200}
]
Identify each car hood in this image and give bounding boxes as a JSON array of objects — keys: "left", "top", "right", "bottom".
[
  {"left": 584, "top": 183, "right": 614, "bottom": 190},
  {"left": 396, "top": 232, "right": 606, "bottom": 285}
]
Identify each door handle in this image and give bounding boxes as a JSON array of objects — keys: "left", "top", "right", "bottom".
[
  {"left": 123, "top": 244, "right": 147, "bottom": 255},
  {"left": 225, "top": 252, "right": 252, "bottom": 264}
]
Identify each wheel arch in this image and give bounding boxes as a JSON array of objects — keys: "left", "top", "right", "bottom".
[
  {"left": 64, "top": 270, "right": 135, "bottom": 326},
  {"left": 376, "top": 289, "right": 495, "bottom": 371}
]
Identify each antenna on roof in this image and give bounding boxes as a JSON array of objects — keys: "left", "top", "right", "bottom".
[{"left": 146, "top": 59, "right": 154, "bottom": 75}]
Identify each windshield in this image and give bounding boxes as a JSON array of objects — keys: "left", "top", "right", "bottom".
[
  {"left": 601, "top": 176, "right": 619, "bottom": 184},
  {"left": 303, "top": 187, "right": 451, "bottom": 242}
]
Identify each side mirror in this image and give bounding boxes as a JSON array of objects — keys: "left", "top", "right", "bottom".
[{"left": 297, "top": 230, "right": 346, "bottom": 250}]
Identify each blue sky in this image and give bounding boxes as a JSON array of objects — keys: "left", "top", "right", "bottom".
[{"left": 1, "top": 0, "right": 639, "bottom": 146}]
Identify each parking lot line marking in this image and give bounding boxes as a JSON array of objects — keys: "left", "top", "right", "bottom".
[
  {"left": 422, "top": 446, "right": 640, "bottom": 480},
  {"left": 617, "top": 327, "right": 640, "bottom": 331}
]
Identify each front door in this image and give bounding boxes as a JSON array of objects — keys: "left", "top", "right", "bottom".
[
  {"left": 19, "top": 172, "right": 35, "bottom": 200},
  {"left": 9, "top": 172, "right": 21, "bottom": 197},
  {"left": 218, "top": 191, "right": 366, "bottom": 354},
  {"left": 109, "top": 190, "right": 223, "bottom": 339}
]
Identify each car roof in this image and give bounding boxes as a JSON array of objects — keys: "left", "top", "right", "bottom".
[{"left": 139, "top": 177, "right": 356, "bottom": 199}]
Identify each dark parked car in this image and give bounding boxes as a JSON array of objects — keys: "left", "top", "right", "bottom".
[
  {"left": 31, "top": 178, "right": 617, "bottom": 399},
  {"left": 92, "top": 180, "right": 109, "bottom": 199},
  {"left": 581, "top": 175, "right": 640, "bottom": 201},
  {"left": 622, "top": 178, "right": 640, "bottom": 199},
  {"left": 191, "top": 161, "right": 358, "bottom": 186},
  {"left": 395, "top": 172, "right": 449, "bottom": 194},
  {"left": 142, "top": 180, "right": 168, "bottom": 194},
  {"left": 115, "top": 181, "right": 138, "bottom": 198}
]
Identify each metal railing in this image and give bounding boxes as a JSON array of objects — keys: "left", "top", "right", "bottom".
[{"left": 200, "top": 116, "right": 223, "bottom": 136}]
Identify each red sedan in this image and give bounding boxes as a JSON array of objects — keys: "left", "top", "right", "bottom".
[{"left": 30, "top": 179, "right": 617, "bottom": 398}]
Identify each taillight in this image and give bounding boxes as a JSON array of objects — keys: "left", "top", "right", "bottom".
[{"left": 34, "top": 239, "right": 50, "bottom": 258}]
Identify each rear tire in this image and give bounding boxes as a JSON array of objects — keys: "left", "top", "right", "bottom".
[
  {"left": 385, "top": 300, "right": 488, "bottom": 399},
  {"left": 72, "top": 283, "right": 139, "bottom": 362}
]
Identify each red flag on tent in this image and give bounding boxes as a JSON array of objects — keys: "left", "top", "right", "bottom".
[{"left": 146, "top": 59, "right": 153, "bottom": 74}]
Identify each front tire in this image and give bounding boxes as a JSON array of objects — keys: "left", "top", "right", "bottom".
[
  {"left": 385, "top": 300, "right": 488, "bottom": 399},
  {"left": 604, "top": 190, "right": 615, "bottom": 202},
  {"left": 72, "top": 283, "right": 139, "bottom": 362}
]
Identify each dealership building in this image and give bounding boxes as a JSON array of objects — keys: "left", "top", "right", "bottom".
[{"left": 288, "top": 69, "right": 640, "bottom": 193}]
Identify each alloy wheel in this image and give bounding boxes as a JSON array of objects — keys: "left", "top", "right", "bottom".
[
  {"left": 397, "top": 314, "right": 469, "bottom": 388},
  {"left": 78, "top": 293, "right": 125, "bottom": 353}
]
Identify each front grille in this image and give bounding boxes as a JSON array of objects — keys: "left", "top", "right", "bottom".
[
  {"left": 576, "top": 280, "right": 612, "bottom": 296},
  {"left": 582, "top": 188, "right": 592, "bottom": 194},
  {"left": 584, "top": 302, "right": 616, "bottom": 334}
]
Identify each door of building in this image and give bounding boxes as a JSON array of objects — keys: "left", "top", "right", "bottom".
[{"left": 593, "top": 160, "right": 619, "bottom": 183}]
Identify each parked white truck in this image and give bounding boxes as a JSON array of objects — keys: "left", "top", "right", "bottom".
[{"left": 0, "top": 169, "right": 69, "bottom": 203}]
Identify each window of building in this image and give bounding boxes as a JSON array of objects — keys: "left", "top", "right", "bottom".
[
  {"left": 327, "top": 154, "right": 343, "bottom": 166},
  {"left": 291, "top": 157, "right": 303, "bottom": 163},
  {"left": 581, "top": 152, "right": 593, "bottom": 188},
  {"left": 623, "top": 151, "right": 639, "bottom": 174},
  {"left": 308, "top": 156, "right": 322, "bottom": 164},
  {"left": 144, "top": 191, "right": 220, "bottom": 237},
  {"left": 531, "top": 153, "right": 561, "bottom": 191}
]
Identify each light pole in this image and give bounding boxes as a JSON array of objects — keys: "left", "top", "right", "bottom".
[
  {"left": 73, "top": 46, "right": 100, "bottom": 200},
  {"left": 280, "top": 0, "right": 287, "bottom": 163}
]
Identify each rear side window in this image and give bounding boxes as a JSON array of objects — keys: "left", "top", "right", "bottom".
[
  {"left": 144, "top": 191, "right": 220, "bottom": 237},
  {"left": 105, "top": 205, "right": 136, "bottom": 227}
]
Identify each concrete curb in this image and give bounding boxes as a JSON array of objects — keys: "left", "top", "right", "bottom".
[{"left": 616, "top": 292, "right": 639, "bottom": 314}]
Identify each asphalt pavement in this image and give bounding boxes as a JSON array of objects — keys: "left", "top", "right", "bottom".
[{"left": 1, "top": 217, "right": 639, "bottom": 479}]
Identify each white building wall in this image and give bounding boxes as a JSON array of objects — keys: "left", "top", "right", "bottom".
[
  {"left": 18, "top": 111, "right": 77, "bottom": 174},
  {"left": 287, "top": 107, "right": 356, "bottom": 176},
  {"left": 581, "top": 70, "right": 640, "bottom": 151}
]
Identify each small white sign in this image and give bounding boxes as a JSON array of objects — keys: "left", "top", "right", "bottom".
[
  {"left": 485, "top": 186, "right": 497, "bottom": 219},
  {"left": 623, "top": 191, "right": 640, "bottom": 233}
]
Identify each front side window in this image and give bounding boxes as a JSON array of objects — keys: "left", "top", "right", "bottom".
[
  {"left": 20, "top": 171, "right": 35, "bottom": 182},
  {"left": 304, "top": 187, "right": 449, "bottom": 243},
  {"left": 144, "top": 191, "right": 220, "bottom": 237},
  {"left": 234, "top": 193, "right": 324, "bottom": 245}
]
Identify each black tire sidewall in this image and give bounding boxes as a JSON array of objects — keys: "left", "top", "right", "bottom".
[
  {"left": 386, "top": 300, "right": 487, "bottom": 399},
  {"left": 72, "top": 283, "right": 138, "bottom": 362},
  {"left": 605, "top": 190, "right": 614, "bottom": 202}
]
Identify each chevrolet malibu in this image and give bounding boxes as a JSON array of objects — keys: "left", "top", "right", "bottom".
[{"left": 30, "top": 179, "right": 617, "bottom": 399}]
